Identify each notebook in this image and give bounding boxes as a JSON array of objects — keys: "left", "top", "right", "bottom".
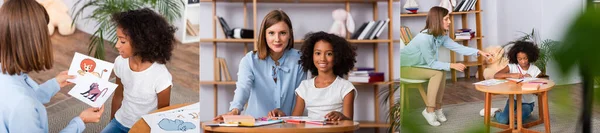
[{"left": 522, "top": 83, "right": 540, "bottom": 91}]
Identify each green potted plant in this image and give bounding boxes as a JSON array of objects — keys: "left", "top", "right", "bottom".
[
  {"left": 503, "top": 28, "right": 560, "bottom": 78},
  {"left": 71, "top": 0, "right": 184, "bottom": 60}
]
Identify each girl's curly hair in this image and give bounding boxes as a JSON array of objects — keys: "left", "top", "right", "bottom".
[
  {"left": 299, "top": 31, "right": 357, "bottom": 77},
  {"left": 507, "top": 41, "right": 540, "bottom": 64},
  {"left": 112, "top": 8, "right": 176, "bottom": 64}
]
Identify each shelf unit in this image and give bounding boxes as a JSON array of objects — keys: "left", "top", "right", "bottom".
[
  {"left": 400, "top": 1, "right": 484, "bottom": 82},
  {"left": 199, "top": 0, "right": 398, "bottom": 130},
  {"left": 181, "top": 2, "right": 202, "bottom": 43}
]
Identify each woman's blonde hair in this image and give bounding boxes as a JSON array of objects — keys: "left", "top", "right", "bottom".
[
  {"left": 0, "top": 0, "right": 53, "bottom": 75},
  {"left": 423, "top": 6, "right": 449, "bottom": 37},
  {"left": 255, "top": 10, "right": 294, "bottom": 60}
]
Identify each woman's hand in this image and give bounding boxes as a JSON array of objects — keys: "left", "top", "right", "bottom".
[
  {"left": 324, "top": 111, "right": 348, "bottom": 121},
  {"left": 79, "top": 105, "right": 104, "bottom": 123},
  {"left": 267, "top": 108, "right": 286, "bottom": 118},
  {"left": 213, "top": 108, "right": 240, "bottom": 121},
  {"left": 523, "top": 74, "right": 532, "bottom": 77},
  {"left": 478, "top": 51, "right": 493, "bottom": 59},
  {"left": 55, "top": 71, "right": 75, "bottom": 88},
  {"left": 450, "top": 63, "right": 466, "bottom": 72}
]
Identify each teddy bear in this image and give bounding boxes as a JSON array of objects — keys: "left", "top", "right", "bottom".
[
  {"left": 328, "top": 9, "right": 355, "bottom": 38},
  {"left": 480, "top": 45, "right": 510, "bottom": 80},
  {"left": 37, "top": 0, "right": 76, "bottom": 36}
]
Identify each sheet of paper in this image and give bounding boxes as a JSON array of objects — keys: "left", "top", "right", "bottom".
[
  {"left": 473, "top": 79, "right": 507, "bottom": 86},
  {"left": 142, "top": 109, "right": 200, "bottom": 133},
  {"left": 67, "top": 74, "right": 117, "bottom": 107},
  {"left": 67, "top": 52, "right": 113, "bottom": 83}
]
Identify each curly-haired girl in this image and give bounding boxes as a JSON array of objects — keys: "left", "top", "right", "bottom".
[
  {"left": 291, "top": 31, "right": 357, "bottom": 121},
  {"left": 480, "top": 41, "right": 541, "bottom": 124},
  {"left": 102, "top": 8, "right": 176, "bottom": 133}
]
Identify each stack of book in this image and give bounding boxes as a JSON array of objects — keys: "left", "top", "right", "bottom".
[
  {"left": 351, "top": 19, "right": 390, "bottom": 40},
  {"left": 400, "top": 26, "right": 413, "bottom": 44},
  {"left": 454, "top": 0, "right": 478, "bottom": 12},
  {"left": 455, "top": 29, "right": 475, "bottom": 40},
  {"left": 348, "top": 68, "right": 384, "bottom": 83}
]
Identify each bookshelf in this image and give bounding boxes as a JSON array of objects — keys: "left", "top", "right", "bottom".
[
  {"left": 199, "top": 0, "right": 398, "bottom": 130},
  {"left": 400, "top": 1, "right": 485, "bottom": 82}
]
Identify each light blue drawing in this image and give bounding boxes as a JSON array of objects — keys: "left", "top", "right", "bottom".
[{"left": 158, "top": 118, "right": 196, "bottom": 131}]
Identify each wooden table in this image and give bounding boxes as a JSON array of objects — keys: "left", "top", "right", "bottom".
[
  {"left": 475, "top": 79, "right": 555, "bottom": 133},
  {"left": 201, "top": 120, "right": 360, "bottom": 133},
  {"left": 129, "top": 103, "right": 193, "bottom": 133}
]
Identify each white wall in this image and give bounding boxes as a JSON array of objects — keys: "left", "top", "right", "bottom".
[
  {"left": 198, "top": 2, "right": 400, "bottom": 133},
  {"left": 400, "top": 0, "right": 584, "bottom": 84}
]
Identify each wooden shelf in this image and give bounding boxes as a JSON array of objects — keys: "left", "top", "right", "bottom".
[
  {"left": 456, "top": 61, "right": 483, "bottom": 67},
  {"left": 453, "top": 36, "right": 484, "bottom": 42},
  {"left": 199, "top": 81, "right": 237, "bottom": 85},
  {"left": 393, "top": 40, "right": 401, "bottom": 43},
  {"left": 400, "top": 10, "right": 482, "bottom": 17},
  {"left": 200, "top": 0, "right": 398, "bottom": 3},
  {"left": 200, "top": 38, "right": 392, "bottom": 44},
  {"left": 358, "top": 121, "right": 390, "bottom": 128}
]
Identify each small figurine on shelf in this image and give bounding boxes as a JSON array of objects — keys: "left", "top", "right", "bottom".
[
  {"left": 328, "top": 9, "right": 355, "bottom": 38},
  {"left": 404, "top": 0, "right": 419, "bottom": 14}
]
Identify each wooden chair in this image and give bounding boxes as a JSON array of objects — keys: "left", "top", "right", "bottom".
[{"left": 399, "top": 78, "right": 428, "bottom": 124}]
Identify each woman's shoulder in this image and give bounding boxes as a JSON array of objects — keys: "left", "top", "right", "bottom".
[{"left": 286, "top": 49, "right": 302, "bottom": 59}]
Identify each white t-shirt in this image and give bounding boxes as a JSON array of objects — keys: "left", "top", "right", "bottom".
[
  {"left": 113, "top": 56, "right": 172, "bottom": 128},
  {"left": 295, "top": 76, "right": 356, "bottom": 120},
  {"left": 507, "top": 63, "right": 541, "bottom": 103}
]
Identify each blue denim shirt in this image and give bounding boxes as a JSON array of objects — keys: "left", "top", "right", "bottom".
[
  {"left": 229, "top": 49, "right": 307, "bottom": 118},
  {"left": 401, "top": 30, "right": 479, "bottom": 71},
  {"left": 0, "top": 68, "right": 85, "bottom": 133}
]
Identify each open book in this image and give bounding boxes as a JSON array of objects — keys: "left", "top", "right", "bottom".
[{"left": 506, "top": 77, "right": 539, "bottom": 83}]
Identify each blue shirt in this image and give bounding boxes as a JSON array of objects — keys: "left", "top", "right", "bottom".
[
  {"left": 401, "top": 30, "right": 479, "bottom": 71},
  {"left": 229, "top": 49, "right": 307, "bottom": 118},
  {"left": 0, "top": 68, "right": 85, "bottom": 133}
]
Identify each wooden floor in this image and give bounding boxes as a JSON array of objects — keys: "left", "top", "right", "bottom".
[{"left": 28, "top": 30, "right": 199, "bottom": 107}]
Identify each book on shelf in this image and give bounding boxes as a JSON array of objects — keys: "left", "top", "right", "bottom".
[
  {"left": 216, "top": 58, "right": 232, "bottom": 81},
  {"left": 454, "top": 0, "right": 477, "bottom": 12},
  {"left": 454, "top": 29, "right": 475, "bottom": 40},
  {"left": 372, "top": 19, "right": 390, "bottom": 39},
  {"left": 400, "top": 26, "right": 413, "bottom": 44},
  {"left": 185, "top": 19, "right": 198, "bottom": 36},
  {"left": 216, "top": 16, "right": 254, "bottom": 39},
  {"left": 348, "top": 68, "right": 384, "bottom": 83},
  {"left": 351, "top": 18, "right": 390, "bottom": 40},
  {"left": 357, "top": 21, "right": 375, "bottom": 40},
  {"left": 351, "top": 22, "right": 368, "bottom": 39}
]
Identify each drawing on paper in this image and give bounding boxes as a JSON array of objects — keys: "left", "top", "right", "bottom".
[
  {"left": 158, "top": 118, "right": 196, "bottom": 131},
  {"left": 80, "top": 82, "right": 109, "bottom": 102},
  {"left": 77, "top": 58, "right": 108, "bottom": 78}
]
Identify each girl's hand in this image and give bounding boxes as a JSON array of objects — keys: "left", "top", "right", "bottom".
[
  {"left": 450, "top": 63, "right": 466, "bottom": 72},
  {"left": 523, "top": 74, "right": 532, "bottom": 77},
  {"left": 213, "top": 108, "right": 240, "bottom": 121},
  {"left": 478, "top": 51, "right": 493, "bottom": 59},
  {"left": 55, "top": 71, "right": 75, "bottom": 88},
  {"left": 510, "top": 73, "right": 524, "bottom": 79},
  {"left": 325, "top": 111, "right": 347, "bottom": 121},
  {"left": 267, "top": 108, "right": 286, "bottom": 118}
]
